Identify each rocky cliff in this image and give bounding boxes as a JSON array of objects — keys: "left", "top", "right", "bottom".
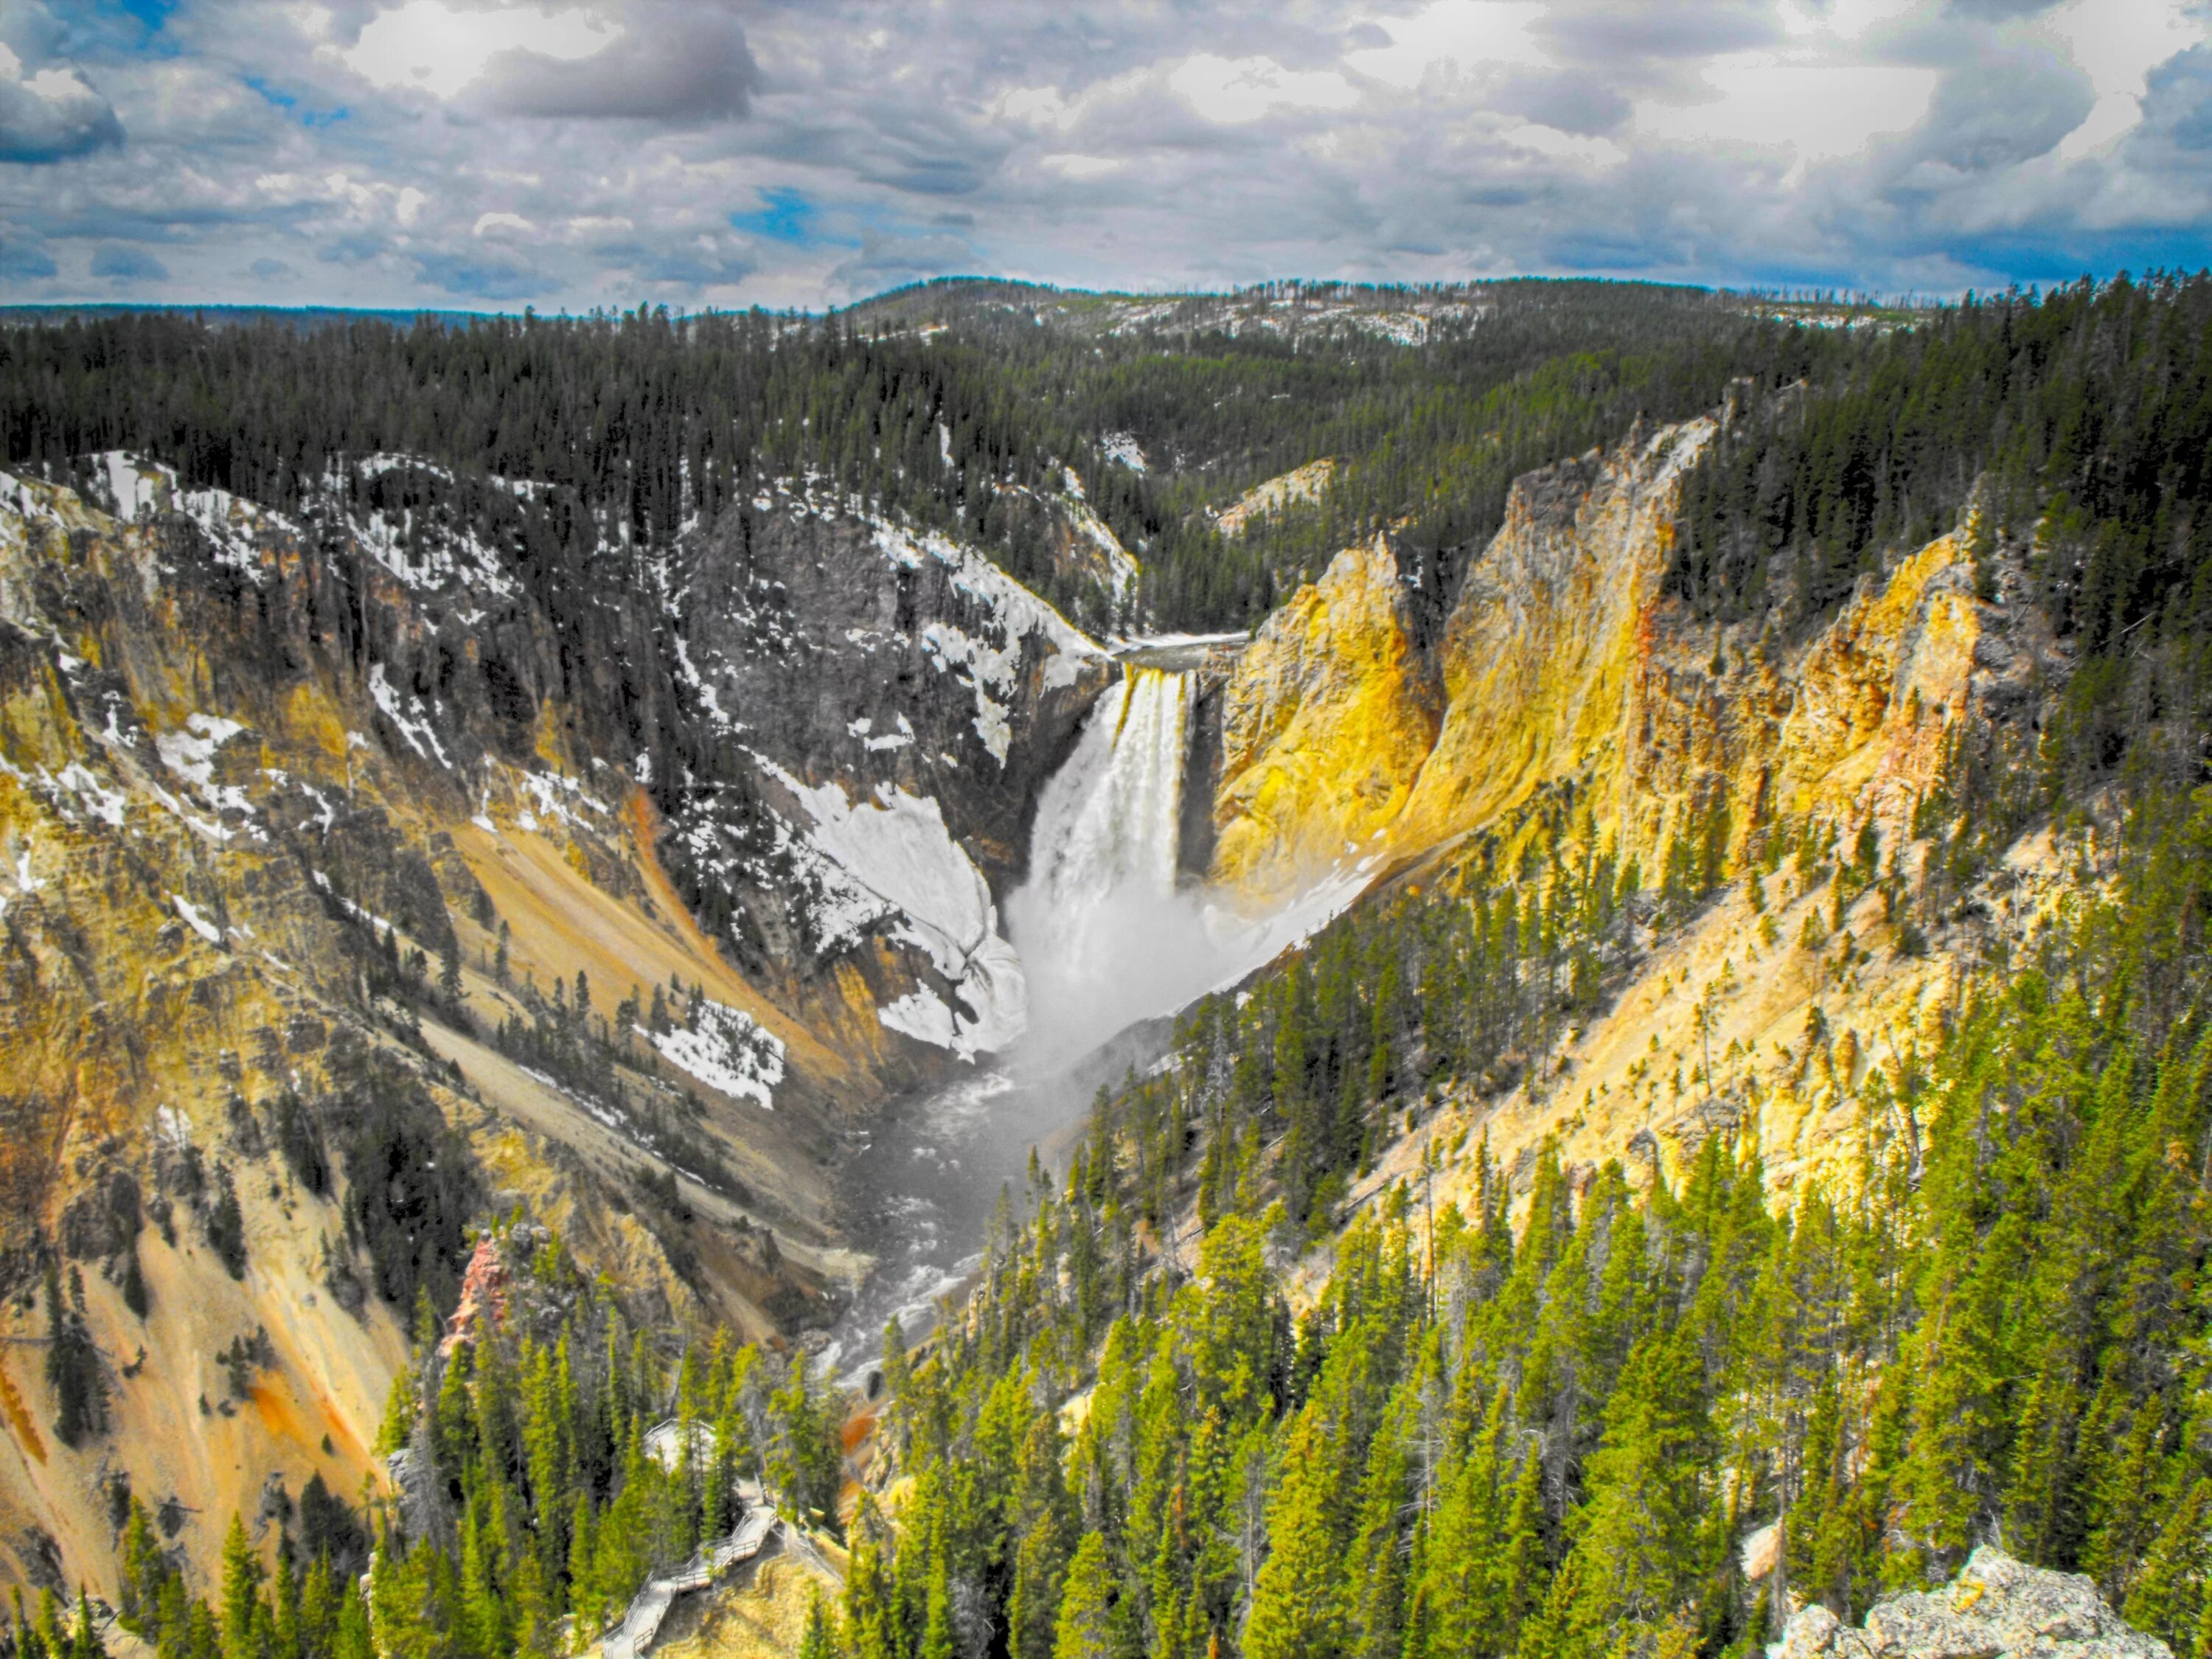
[
  {"left": 1210, "top": 534, "right": 1440, "bottom": 902},
  {"left": 1206, "top": 405, "right": 2061, "bottom": 1199},
  {"left": 0, "top": 453, "right": 1107, "bottom": 1592},
  {"left": 1778, "top": 1548, "right": 2171, "bottom": 1659}
]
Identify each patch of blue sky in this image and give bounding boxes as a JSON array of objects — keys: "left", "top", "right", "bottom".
[
  {"left": 731, "top": 188, "right": 818, "bottom": 246},
  {"left": 105, "top": 0, "right": 175, "bottom": 27},
  {"left": 245, "top": 78, "right": 349, "bottom": 128},
  {"left": 70, "top": 0, "right": 180, "bottom": 52},
  {"left": 1937, "top": 227, "right": 2212, "bottom": 289}
]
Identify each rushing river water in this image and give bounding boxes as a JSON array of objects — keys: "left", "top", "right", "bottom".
[{"left": 822, "top": 1021, "right": 1168, "bottom": 1385}]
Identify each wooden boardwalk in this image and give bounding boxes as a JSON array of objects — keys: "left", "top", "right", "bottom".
[{"left": 596, "top": 1497, "right": 780, "bottom": 1659}]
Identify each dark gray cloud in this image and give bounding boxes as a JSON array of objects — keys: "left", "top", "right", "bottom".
[
  {"left": 827, "top": 231, "right": 978, "bottom": 299},
  {"left": 470, "top": 2, "right": 759, "bottom": 122},
  {"left": 2140, "top": 44, "right": 2212, "bottom": 151},
  {"left": 1536, "top": 0, "right": 1782, "bottom": 69},
  {"left": 1910, "top": 38, "right": 2091, "bottom": 173},
  {"left": 0, "top": 10, "right": 122, "bottom": 163},
  {"left": 595, "top": 229, "right": 759, "bottom": 286},
  {"left": 411, "top": 248, "right": 545, "bottom": 300},
  {"left": 0, "top": 233, "right": 53, "bottom": 277},
  {"left": 89, "top": 242, "right": 164, "bottom": 278}
]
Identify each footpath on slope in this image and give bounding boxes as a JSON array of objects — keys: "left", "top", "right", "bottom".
[
  {"left": 588, "top": 1479, "right": 785, "bottom": 1659},
  {"left": 1778, "top": 1547, "right": 2171, "bottom": 1659}
]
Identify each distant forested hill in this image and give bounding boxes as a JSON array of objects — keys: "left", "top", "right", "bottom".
[{"left": 0, "top": 280, "right": 1874, "bottom": 630}]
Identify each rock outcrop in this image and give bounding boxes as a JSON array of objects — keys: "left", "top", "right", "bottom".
[
  {"left": 1778, "top": 1548, "right": 2171, "bottom": 1659},
  {"left": 1396, "top": 417, "right": 1717, "bottom": 851},
  {"left": 1211, "top": 534, "right": 1441, "bottom": 901},
  {"left": 1208, "top": 410, "right": 2042, "bottom": 895},
  {"left": 658, "top": 490, "right": 1110, "bottom": 1062}
]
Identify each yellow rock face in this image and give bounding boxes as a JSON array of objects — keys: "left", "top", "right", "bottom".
[
  {"left": 1208, "top": 411, "right": 2032, "bottom": 1203},
  {"left": 1399, "top": 419, "right": 1718, "bottom": 852},
  {"left": 1212, "top": 416, "right": 1996, "bottom": 902},
  {"left": 1210, "top": 535, "right": 1441, "bottom": 902},
  {"left": 1766, "top": 530, "right": 1983, "bottom": 826}
]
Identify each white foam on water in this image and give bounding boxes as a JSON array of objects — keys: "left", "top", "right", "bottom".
[{"left": 1008, "top": 661, "right": 1377, "bottom": 1065}]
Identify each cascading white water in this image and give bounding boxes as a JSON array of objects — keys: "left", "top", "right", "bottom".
[
  {"left": 1006, "top": 666, "right": 1234, "bottom": 1063},
  {"left": 1024, "top": 667, "right": 1192, "bottom": 911}
]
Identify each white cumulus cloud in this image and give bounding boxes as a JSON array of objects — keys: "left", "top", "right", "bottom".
[
  {"left": 341, "top": 2, "right": 619, "bottom": 101},
  {"left": 1167, "top": 54, "right": 1363, "bottom": 123}
]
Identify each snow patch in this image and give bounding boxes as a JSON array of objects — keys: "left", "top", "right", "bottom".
[
  {"left": 670, "top": 633, "right": 741, "bottom": 731},
  {"left": 91, "top": 453, "right": 288, "bottom": 582},
  {"left": 518, "top": 768, "right": 609, "bottom": 830},
  {"left": 369, "top": 663, "right": 452, "bottom": 768},
  {"left": 919, "top": 621, "right": 1017, "bottom": 763},
  {"left": 311, "top": 868, "right": 397, "bottom": 935},
  {"left": 878, "top": 987, "right": 961, "bottom": 1048},
  {"left": 1057, "top": 467, "right": 1140, "bottom": 600},
  {"left": 149, "top": 781, "right": 234, "bottom": 842},
  {"left": 49, "top": 762, "right": 128, "bottom": 828},
  {"left": 771, "top": 768, "right": 1026, "bottom": 1057},
  {"left": 170, "top": 894, "right": 223, "bottom": 945},
  {"left": 638, "top": 1000, "right": 785, "bottom": 1110},
  {"left": 848, "top": 714, "right": 915, "bottom": 751},
  {"left": 1217, "top": 459, "right": 1338, "bottom": 537},
  {"left": 155, "top": 712, "right": 246, "bottom": 788},
  {"left": 866, "top": 516, "right": 1105, "bottom": 707},
  {"left": 335, "top": 455, "right": 516, "bottom": 597}
]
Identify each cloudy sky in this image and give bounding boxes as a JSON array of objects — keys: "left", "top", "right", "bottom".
[{"left": 1, "top": 0, "right": 2207, "bottom": 310}]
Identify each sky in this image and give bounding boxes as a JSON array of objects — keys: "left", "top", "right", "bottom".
[{"left": 1, "top": 0, "right": 2208, "bottom": 311}]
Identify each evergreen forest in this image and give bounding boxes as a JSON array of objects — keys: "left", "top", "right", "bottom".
[{"left": 7, "top": 271, "right": 2212, "bottom": 1659}]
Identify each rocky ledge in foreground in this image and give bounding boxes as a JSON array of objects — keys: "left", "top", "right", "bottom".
[{"left": 1778, "top": 1548, "right": 2171, "bottom": 1659}]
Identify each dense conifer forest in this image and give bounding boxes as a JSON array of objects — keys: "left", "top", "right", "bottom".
[
  {"left": 7, "top": 272, "right": 2212, "bottom": 1659},
  {"left": 0, "top": 281, "right": 1846, "bottom": 630}
]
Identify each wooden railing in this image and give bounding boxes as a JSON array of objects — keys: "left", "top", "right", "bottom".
[{"left": 596, "top": 1501, "right": 779, "bottom": 1659}]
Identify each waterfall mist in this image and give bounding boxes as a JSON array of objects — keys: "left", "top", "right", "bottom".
[
  {"left": 827, "top": 660, "right": 1377, "bottom": 1375},
  {"left": 1006, "top": 667, "right": 1248, "bottom": 1068}
]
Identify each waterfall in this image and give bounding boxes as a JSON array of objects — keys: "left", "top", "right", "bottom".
[
  {"left": 1024, "top": 667, "right": 1192, "bottom": 911},
  {"left": 826, "top": 658, "right": 1376, "bottom": 1375},
  {"left": 1006, "top": 657, "right": 1377, "bottom": 1065},
  {"left": 1006, "top": 667, "right": 1214, "bottom": 1062}
]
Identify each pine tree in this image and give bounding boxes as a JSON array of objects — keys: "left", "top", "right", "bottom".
[
  {"left": 798, "top": 1587, "right": 841, "bottom": 1659},
  {"left": 1543, "top": 1324, "right": 1714, "bottom": 1659},
  {"left": 1053, "top": 1533, "right": 1121, "bottom": 1659},
  {"left": 219, "top": 1515, "right": 265, "bottom": 1659},
  {"left": 1244, "top": 1405, "right": 1346, "bottom": 1659}
]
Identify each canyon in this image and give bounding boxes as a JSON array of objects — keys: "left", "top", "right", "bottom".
[{"left": 0, "top": 361, "right": 2078, "bottom": 1621}]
